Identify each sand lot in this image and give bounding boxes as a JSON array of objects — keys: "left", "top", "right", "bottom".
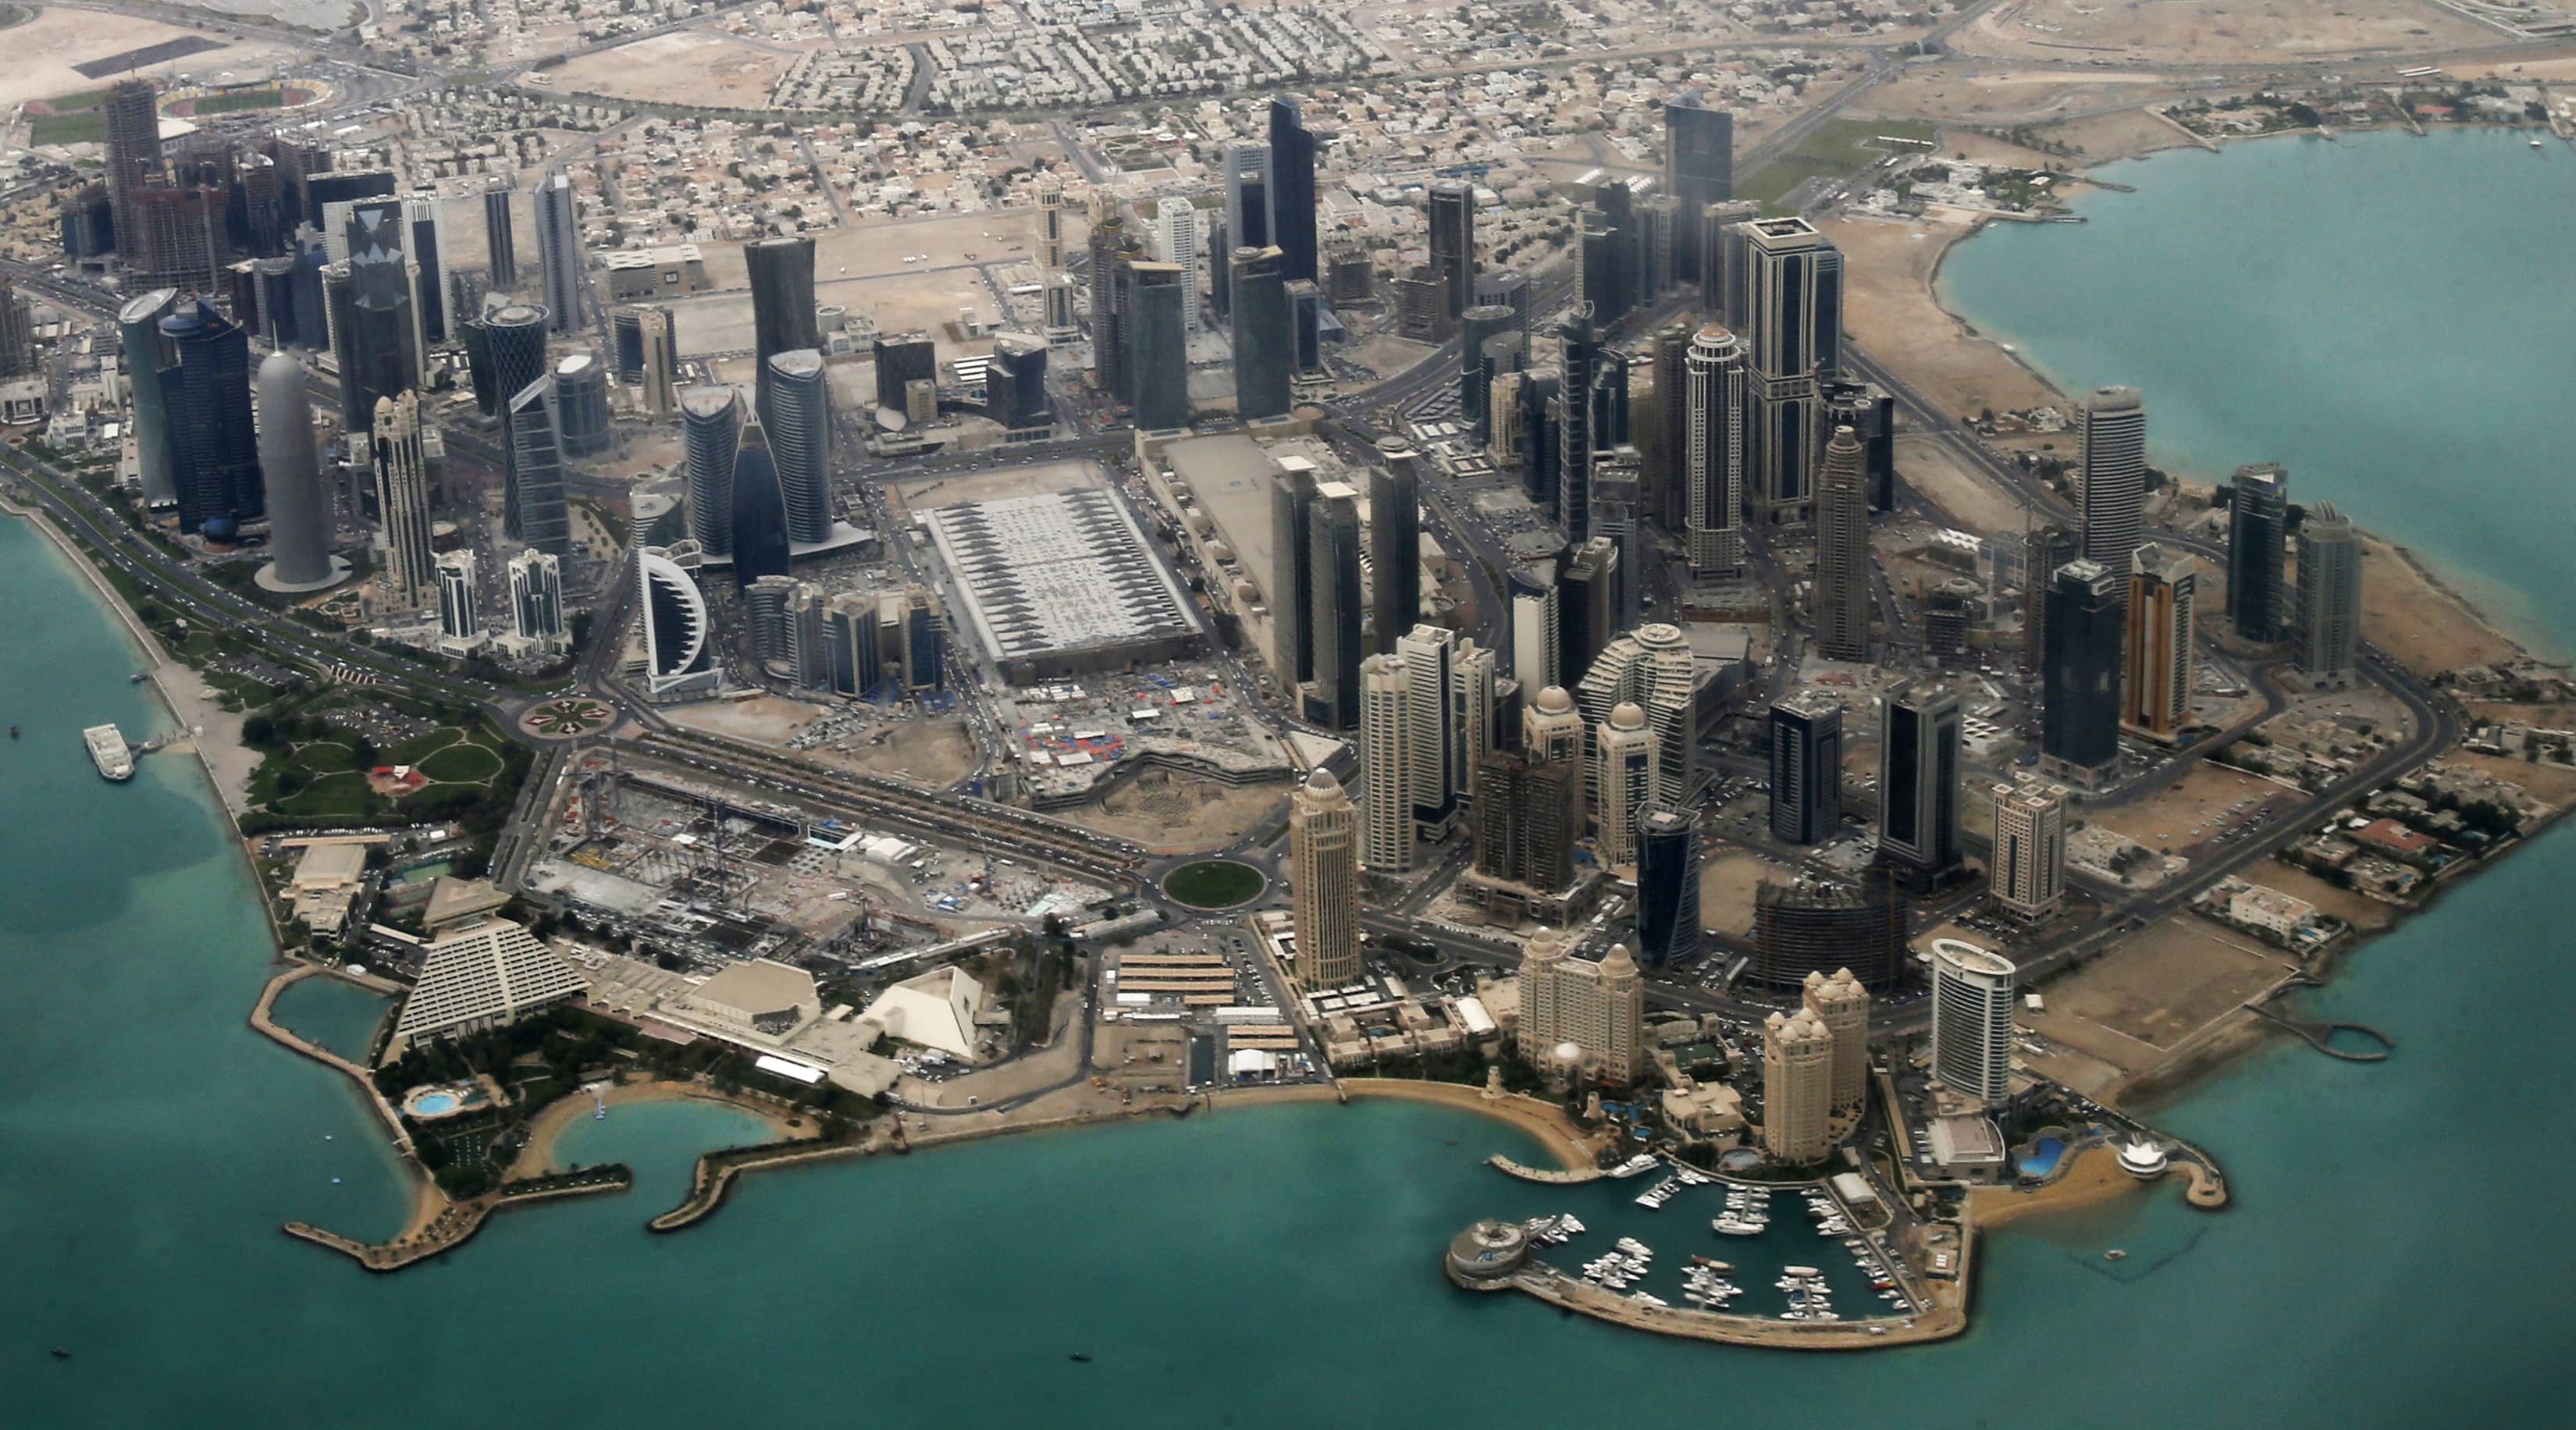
[
  {"left": 1696, "top": 848, "right": 1781, "bottom": 939},
  {"left": 0, "top": 9, "right": 269, "bottom": 108},
  {"left": 2097, "top": 762, "right": 2288, "bottom": 850},
  {"left": 2352, "top": 535, "right": 2528, "bottom": 678},
  {"left": 2033, "top": 912, "right": 2292, "bottom": 1055},
  {"left": 1820, "top": 214, "right": 2058, "bottom": 423},
  {"left": 548, "top": 30, "right": 802, "bottom": 108},
  {"left": 1898, "top": 432, "right": 2031, "bottom": 534},
  {"left": 1952, "top": 0, "right": 2486, "bottom": 64},
  {"left": 1056, "top": 770, "right": 1286, "bottom": 854}
]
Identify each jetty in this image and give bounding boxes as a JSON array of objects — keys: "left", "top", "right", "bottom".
[
  {"left": 249, "top": 964, "right": 416, "bottom": 1156},
  {"left": 1485, "top": 1154, "right": 1606, "bottom": 1185},
  {"left": 2246, "top": 976, "right": 2396, "bottom": 1062},
  {"left": 284, "top": 1167, "right": 632, "bottom": 1272}
]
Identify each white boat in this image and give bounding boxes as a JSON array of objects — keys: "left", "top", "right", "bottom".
[
  {"left": 1608, "top": 1154, "right": 1660, "bottom": 1179},
  {"left": 1784, "top": 1265, "right": 1820, "bottom": 1279},
  {"left": 84, "top": 724, "right": 133, "bottom": 781}
]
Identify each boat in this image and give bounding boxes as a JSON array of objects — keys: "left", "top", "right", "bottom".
[
  {"left": 1607, "top": 1154, "right": 1660, "bottom": 1179},
  {"left": 2105, "top": 1248, "right": 2129, "bottom": 1261},
  {"left": 9, "top": 724, "right": 18, "bottom": 738},
  {"left": 2534, "top": 137, "right": 2547, "bottom": 149},
  {"left": 1784, "top": 1265, "right": 1820, "bottom": 1278},
  {"left": 83, "top": 724, "right": 133, "bottom": 781},
  {"left": 51, "top": 1349, "right": 69, "bottom": 1360},
  {"left": 1068, "top": 1353, "right": 1092, "bottom": 1364}
]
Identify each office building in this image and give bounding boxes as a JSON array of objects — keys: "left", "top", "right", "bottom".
[
  {"left": 1684, "top": 324, "right": 1747, "bottom": 574},
  {"left": 2021, "top": 523, "right": 2080, "bottom": 671},
  {"left": 1761, "top": 1007, "right": 1834, "bottom": 1163},
  {"left": 1396, "top": 624, "right": 1461, "bottom": 842},
  {"left": 508, "top": 550, "right": 565, "bottom": 646},
  {"left": 1768, "top": 692, "right": 1843, "bottom": 845},
  {"left": 1223, "top": 141, "right": 1271, "bottom": 259},
  {"left": 504, "top": 375, "right": 572, "bottom": 558},
  {"left": 1471, "top": 749, "right": 1582, "bottom": 905},
  {"left": 638, "top": 542, "right": 720, "bottom": 699},
  {"left": 823, "top": 592, "right": 881, "bottom": 698},
  {"left": 1463, "top": 305, "right": 1522, "bottom": 442},
  {"left": 554, "top": 352, "right": 612, "bottom": 457},
  {"left": 2293, "top": 502, "right": 2363, "bottom": 687},
  {"left": 253, "top": 354, "right": 340, "bottom": 592},
  {"left": 1573, "top": 621, "right": 1695, "bottom": 812},
  {"left": 1267, "top": 97, "right": 1318, "bottom": 283},
  {"left": 118, "top": 289, "right": 182, "bottom": 508},
  {"left": 746, "top": 235, "right": 818, "bottom": 416},
  {"left": 482, "top": 179, "right": 518, "bottom": 288},
  {"left": 872, "top": 330, "right": 938, "bottom": 415},
  {"left": 1813, "top": 424, "right": 1873, "bottom": 661},
  {"left": 533, "top": 172, "right": 582, "bottom": 331},
  {"left": 987, "top": 333, "right": 1051, "bottom": 434},
  {"left": 1663, "top": 94, "right": 1734, "bottom": 261},
  {"left": 1742, "top": 218, "right": 1842, "bottom": 521},
  {"left": 403, "top": 193, "right": 451, "bottom": 343},
  {"left": 1877, "top": 681, "right": 1963, "bottom": 888},
  {"left": 1305, "top": 480, "right": 1364, "bottom": 728},
  {"left": 1518, "top": 929, "right": 1644, "bottom": 1087},
  {"left": 2041, "top": 559, "right": 2124, "bottom": 788},
  {"left": 745, "top": 574, "right": 799, "bottom": 662},
  {"left": 1931, "top": 940, "right": 2018, "bottom": 1108},
  {"left": 1369, "top": 443, "right": 1421, "bottom": 651},
  {"left": 1427, "top": 180, "right": 1475, "bottom": 323},
  {"left": 1803, "top": 968, "right": 1870, "bottom": 1118},
  {"left": 1288, "top": 770, "right": 1361, "bottom": 988},
  {"left": 156, "top": 299, "right": 262, "bottom": 535},
  {"left": 483, "top": 301, "right": 550, "bottom": 433},
  {"left": 2076, "top": 386, "right": 2147, "bottom": 589},
  {"left": 1592, "top": 448, "right": 1645, "bottom": 633},
  {"left": 627, "top": 304, "right": 678, "bottom": 417},
  {"left": 1991, "top": 781, "right": 2069, "bottom": 921},
  {"left": 2123, "top": 543, "right": 2197, "bottom": 742},
  {"left": 1635, "top": 192, "right": 1683, "bottom": 301},
  {"left": 1577, "top": 205, "right": 1630, "bottom": 330},
  {"left": 1524, "top": 684, "right": 1585, "bottom": 766},
  {"left": 680, "top": 386, "right": 742, "bottom": 559},
  {"left": 728, "top": 418, "right": 793, "bottom": 588},
  {"left": 1087, "top": 204, "right": 1141, "bottom": 404},
  {"left": 102, "top": 80, "right": 165, "bottom": 263},
  {"left": 0, "top": 282, "right": 30, "bottom": 380},
  {"left": 2227, "top": 463, "right": 2292, "bottom": 642},
  {"left": 1642, "top": 323, "right": 1690, "bottom": 532},
  {"left": 1754, "top": 874, "right": 1909, "bottom": 991},
  {"left": 1635, "top": 809, "right": 1700, "bottom": 966},
  {"left": 436, "top": 550, "right": 479, "bottom": 643},
  {"left": 781, "top": 582, "right": 828, "bottom": 690},
  {"left": 1268, "top": 464, "right": 1315, "bottom": 688},
  {"left": 1229, "top": 246, "right": 1292, "bottom": 421},
  {"left": 1556, "top": 309, "right": 1597, "bottom": 542},
  {"left": 763, "top": 350, "right": 832, "bottom": 542},
  {"left": 373, "top": 393, "right": 436, "bottom": 610},
  {"left": 1359, "top": 653, "right": 1415, "bottom": 873},
  {"left": 1150, "top": 197, "right": 1202, "bottom": 331},
  {"left": 1509, "top": 565, "right": 1560, "bottom": 692},
  {"left": 1592, "top": 703, "right": 1657, "bottom": 868},
  {"left": 1127, "top": 261, "right": 1190, "bottom": 431}
]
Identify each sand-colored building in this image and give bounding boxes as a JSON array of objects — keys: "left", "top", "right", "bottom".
[
  {"left": 1802, "top": 967, "right": 1870, "bottom": 1119},
  {"left": 1517, "top": 929, "right": 1643, "bottom": 1087},
  {"left": 1288, "top": 769, "right": 1361, "bottom": 987},
  {"left": 1761, "top": 1007, "right": 1834, "bottom": 1164}
]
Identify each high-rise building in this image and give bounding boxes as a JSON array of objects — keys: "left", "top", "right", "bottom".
[
  {"left": 1684, "top": 324, "right": 1746, "bottom": 574},
  {"left": 1802, "top": 968, "right": 1869, "bottom": 1118},
  {"left": 728, "top": 418, "right": 792, "bottom": 589},
  {"left": 872, "top": 331, "right": 938, "bottom": 415},
  {"left": 1305, "top": 480, "right": 1364, "bottom": 729},
  {"left": 1509, "top": 565, "right": 1560, "bottom": 692},
  {"left": 0, "top": 281, "right": 31, "bottom": 380},
  {"left": 1877, "top": 680, "right": 1963, "bottom": 888},
  {"left": 1126, "top": 261, "right": 1190, "bottom": 431},
  {"left": 1591, "top": 447, "right": 1646, "bottom": 634},
  {"left": 118, "top": 289, "right": 182, "bottom": 508},
  {"left": 373, "top": 393, "right": 436, "bottom": 610},
  {"left": 1288, "top": 770, "right": 1361, "bottom": 988},
  {"left": 1635, "top": 808, "right": 1700, "bottom": 966},
  {"left": 1592, "top": 703, "right": 1656, "bottom": 868},
  {"left": 436, "top": 550, "right": 479, "bottom": 643},
  {"left": 1268, "top": 464, "right": 1315, "bottom": 688},
  {"left": 638, "top": 542, "right": 720, "bottom": 700},
  {"left": 504, "top": 375, "right": 572, "bottom": 558},
  {"left": 403, "top": 193, "right": 451, "bottom": 343},
  {"left": 2041, "top": 558, "right": 2125, "bottom": 788},
  {"left": 484, "top": 304, "right": 550, "bottom": 518},
  {"left": 1267, "top": 97, "right": 1318, "bottom": 283},
  {"left": 340, "top": 199, "right": 421, "bottom": 439},
  {"left": 1754, "top": 874, "right": 1910, "bottom": 991},
  {"left": 2293, "top": 502, "right": 2363, "bottom": 687},
  {"left": 1461, "top": 305, "right": 1519, "bottom": 440},
  {"left": 1453, "top": 637, "right": 1498, "bottom": 796},
  {"left": 823, "top": 591, "right": 881, "bottom": 698},
  {"left": 2076, "top": 386, "right": 2147, "bottom": 591},
  {"left": 1573, "top": 621, "right": 1695, "bottom": 812},
  {"left": 1768, "top": 692, "right": 1843, "bottom": 845},
  {"left": 986, "top": 333, "right": 1051, "bottom": 433},
  {"left": 2123, "top": 542, "right": 2197, "bottom": 742},
  {"left": 1229, "top": 246, "right": 1291, "bottom": 421},
  {"left": 1663, "top": 94, "right": 1735, "bottom": 261},
  {"left": 1518, "top": 929, "right": 1644, "bottom": 1087},
  {"left": 1576, "top": 205, "right": 1629, "bottom": 331},
  {"left": 554, "top": 352, "right": 612, "bottom": 457},
  {"left": 1471, "top": 749, "right": 1582, "bottom": 902},
  {"left": 745, "top": 574, "right": 799, "bottom": 662},
  {"left": 1369, "top": 442, "right": 1421, "bottom": 651},
  {"left": 679, "top": 386, "right": 742, "bottom": 559},
  {"left": 763, "top": 350, "right": 832, "bottom": 542},
  {"left": 1150, "top": 197, "right": 1202, "bottom": 331},
  {"left": 1991, "top": 780, "right": 2069, "bottom": 921},
  {"left": 1761, "top": 1008, "right": 1834, "bottom": 1164},
  {"left": 1699, "top": 201, "right": 1761, "bottom": 322},
  {"left": 1427, "top": 180, "right": 1475, "bottom": 324},
  {"left": 156, "top": 298, "right": 262, "bottom": 535},
  {"left": 1931, "top": 940, "right": 2018, "bottom": 1108},
  {"left": 1818, "top": 376, "right": 1898, "bottom": 513},
  {"left": 1635, "top": 193, "right": 1683, "bottom": 301},
  {"left": 102, "top": 80, "right": 166, "bottom": 265},
  {"left": 2021, "top": 523, "right": 2080, "bottom": 671},
  {"left": 482, "top": 179, "right": 518, "bottom": 289},
  {"left": 746, "top": 235, "right": 818, "bottom": 418},
  {"left": 1395, "top": 624, "right": 1461, "bottom": 841},
  {"left": 1813, "top": 424, "right": 1873, "bottom": 662},
  {"left": 1086, "top": 203, "right": 1140, "bottom": 404},
  {"left": 2227, "top": 462, "right": 2291, "bottom": 642},
  {"left": 508, "top": 550, "right": 566, "bottom": 646},
  {"left": 1560, "top": 537, "right": 1620, "bottom": 686},
  {"left": 1359, "top": 653, "right": 1415, "bottom": 873},
  {"left": 533, "top": 173, "right": 582, "bottom": 331},
  {"left": 1742, "top": 218, "right": 1842, "bottom": 522},
  {"left": 782, "top": 582, "right": 829, "bottom": 690},
  {"left": 632, "top": 305, "right": 678, "bottom": 418},
  {"left": 253, "top": 354, "right": 337, "bottom": 592},
  {"left": 1223, "top": 141, "right": 1271, "bottom": 259}
]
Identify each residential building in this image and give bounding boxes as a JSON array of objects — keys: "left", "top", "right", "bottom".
[
  {"left": 2294, "top": 503, "right": 2363, "bottom": 687},
  {"left": 1592, "top": 703, "right": 1657, "bottom": 867},
  {"left": 1768, "top": 692, "right": 1843, "bottom": 845},
  {"left": 1288, "top": 770, "right": 1361, "bottom": 987},
  {"left": 1761, "top": 1008, "right": 1834, "bottom": 1163},
  {"left": 1359, "top": 653, "right": 1414, "bottom": 872},
  {"left": 1991, "top": 781, "right": 2069, "bottom": 921},
  {"left": 2124, "top": 542, "right": 2197, "bottom": 742},
  {"left": 1931, "top": 940, "right": 2018, "bottom": 1108},
  {"left": 1802, "top": 969, "right": 1870, "bottom": 1117}
]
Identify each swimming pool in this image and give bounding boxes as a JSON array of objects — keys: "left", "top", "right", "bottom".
[
  {"left": 2018, "top": 1136, "right": 2067, "bottom": 1179},
  {"left": 413, "top": 1092, "right": 460, "bottom": 1116}
]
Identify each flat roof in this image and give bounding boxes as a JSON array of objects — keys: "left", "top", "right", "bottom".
[{"left": 923, "top": 487, "right": 1201, "bottom": 666}]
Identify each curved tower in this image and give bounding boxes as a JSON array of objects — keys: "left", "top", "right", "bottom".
[
  {"left": 118, "top": 288, "right": 181, "bottom": 507},
  {"left": 679, "top": 386, "right": 742, "bottom": 558},
  {"left": 158, "top": 297, "right": 261, "bottom": 535},
  {"left": 763, "top": 349, "right": 831, "bottom": 542},
  {"left": 1684, "top": 323, "right": 1745, "bottom": 574},
  {"left": 728, "top": 418, "right": 792, "bottom": 589},
  {"left": 253, "top": 354, "right": 343, "bottom": 592},
  {"left": 638, "top": 542, "right": 717, "bottom": 699}
]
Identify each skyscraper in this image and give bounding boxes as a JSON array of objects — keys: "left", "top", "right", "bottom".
[
  {"left": 341, "top": 199, "right": 422, "bottom": 439},
  {"left": 728, "top": 418, "right": 792, "bottom": 589},
  {"left": 403, "top": 193, "right": 451, "bottom": 343},
  {"left": 987, "top": 332, "right": 1051, "bottom": 433},
  {"left": 680, "top": 386, "right": 742, "bottom": 559},
  {"left": 1288, "top": 770, "right": 1361, "bottom": 988},
  {"left": 436, "top": 550, "right": 479, "bottom": 643},
  {"left": 102, "top": 80, "right": 165, "bottom": 263},
  {"left": 1742, "top": 218, "right": 1842, "bottom": 521},
  {"left": 1393, "top": 624, "right": 1461, "bottom": 841},
  {"left": 1802, "top": 968, "right": 1869, "bottom": 1118},
  {"left": 638, "top": 542, "right": 720, "bottom": 699},
  {"left": 2293, "top": 502, "right": 2363, "bottom": 687},
  {"left": 1518, "top": 930, "right": 1644, "bottom": 1087},
  {"left": 1762, "top": 1008, "right": 1834, "bottom": 1164},
  {"left": 157, "top": 298, "right": 262, "bottom": 535},
  {"left": 1684, "top": 323, "right": 1746, "bottom": 574},
  {"left": 2123, "top": 542, "right": 2197, "bottom": 742},
  {"left": 1768, "top": 692, "right": 1843, "bottom": 845},
  {"left": 1266, "top": 97, "right": 1318, "bottom": 283},
  {"left": 1556, "top": 309, "right": 1596, "bottom": 543},
  {"left": 504, "top": 375, "right": 572, "bottom": 558},
  {"left": 745, "top": 574, "right": 799, "bottom": 662},
  {"left": 373, "top": 393, "right": 436, "bottom": 611},
  {"left": 1523, "top": 684, "right": 1585, "bottom": 766},
  {"left": 483, "top": 301, "right": 550, "bottom": 431},
  {"left": 2076, "top": 386, "right": 2147, "bottom": 591},
  {"left": 0, "top": 280, "right": 31, "bottom": 380},
  {"left": 1306, "top": 480, "right": 1364, "bottom": 728},
  {"left": 2021, "top": 523, "right": 2080, "bottom": 671},
  {"left": 2041, "top": 558, "right": 2124, "bottom": 788},
  {"left": 1991, "top": 780, "right": 2069, "bottom": 921},
  {"left": 1268, "top": 463, "right": 1315, "bottom": 688},
  {"left": 746, "top": 236, "right": 818, "bottom": 422},
  {"left": 1559, "top": 537, "right": 1619, "bottom": 687},
  {"left": 1635, "top": 809, "right": 1701, "bottom": 966},
  {"left": 1368, "top": 443, "right": 1421, "bottom": 652},
  {"left": 1150, "top": 197, "right": 1202, "bottom": 331},
  {"left": 1427, "top": 180, "right": 1475, "bottom": 324},
  {"left": 1126, "top": 261, "right": 1190, "bottom": 431},
  {"left": 1931, "top": 940, "right": 2018, "bottom": 1108},
  {"left": 554, "top": 352, "right": 612, "bottom": 457},
  {"left": 1229, "top": 245, "right": 1291, "bottom": 421},
  {"left": 1573, "top": 620, "right": 1695, "bottom": 811},
  {"left": 1663, "top": 94, "right": 1735, "bottom": 237},
  {"left": 508, "top": 550, "right": 566, "bottom": 646},
  {"left": 1223, "top": 141, "right": 1271, "bottom": 257},
  {"left": 632, "top": 304, "right": 678, "bottom": 418},
  {"left": 1509, "top": 564, "right": 1560, "bottom": 692},
  {"left": 763, "top": 350, "right": 832, "bottom": 542},
  {"left": 482, "top": 179, "right": 518, "bottom": 289},
  {"left": 533, "top": 173, "right": 582, "bottom": 331},
  {"left": 2227, "top": 463, "right": 2291, "bottom": 642},
  {"left": 117, "top": 289, "right": 182, "bottom": 508},
  {"left": 1754, "top": 875, "right": 1909, "bottom": 990},
  {"left": 1471, "top": 749, "right": 1582, "bottom": 904},
  {"left": 1813, "top": 424, "right": 1873, "bottom": 662},
  {"left": 1359, "top": 653, "right": 1415, "bottom": 873},
  {"left": 1591, "top": 703, "right": 1657, "bottom": 868},
  {"left": 1877, "top": 681, "right": 1963, "bottom": 888},
  {"left": 254, "top": 354, "right": 338, "bottom": 592}
]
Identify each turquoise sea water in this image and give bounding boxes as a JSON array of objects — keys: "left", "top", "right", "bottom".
[
  {"left": 6, "top": 130, "right": 2576, "bottom": 1423},
  {"left": 268, "top": 976, "right": 393, "bottom": 1066}
]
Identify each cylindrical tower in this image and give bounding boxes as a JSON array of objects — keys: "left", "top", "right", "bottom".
[
  {"left": 254, "top": 354, "right": 343, "bottom": 592},
  {"left": 118, "top": 289, "right": 182, "bottom": 507},
  {"left": 679, "top": 386, "right": 742, "bottom": 559}
]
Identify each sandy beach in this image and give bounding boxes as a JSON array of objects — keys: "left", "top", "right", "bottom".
[
  {"left": 1968, "top": 1145, "right": 2151, "bottom": 1231},
  {"left": 1224, "top": 1078, "right": 1599, "bottom": 1171},
  {"left": 513, "top": 1079, "right": 810, "bottom": 1179}
]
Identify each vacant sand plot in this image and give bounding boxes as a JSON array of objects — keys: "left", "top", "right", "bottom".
[
  {"left": 1696, "top": 848, "right": 1777, "bottom": 939},
  {"left": 668, "top": 694, "right": 826, "bottom": 744},
  {"left": 2033, "top": 912, "right": 2290, "bottom": 1055},
  {"left": 1058, "top": 770, "right": 1286, "bottom": 853},
  {"left": 1954, "top": 0, "right": 2485, "bottom": 65},
  {"left": 0, "top": 10, "right": 249, "bottom": 108},
  {"left": 813, "top": 717, "right": 978, "bottom": 787},
  {"left": 2350, "top": 534, "right": 2528, "bottom": 678},
  {"left": 1822, "top": 215, "right": 2058, "bottom": 423},
  {"left": 1898, "top": 432, "right": 2030, "bottom": 533},
  {"left": 2097, "top": 762, "right": 2285, "bottom": 850},
  {"left": 550, "top": 30, "right": 802, "bottom": 108}
]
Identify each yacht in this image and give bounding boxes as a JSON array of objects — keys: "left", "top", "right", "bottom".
[{"left": 84, "top": 724, "right": 133, "bottom": 781}]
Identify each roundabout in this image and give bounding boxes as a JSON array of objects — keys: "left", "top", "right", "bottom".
[
  {"left": 519, "top": 697, "right": 617, "bottom": 740},
  {"left": 1160, "top": 859, "right": 1267, "bottom": 910}
]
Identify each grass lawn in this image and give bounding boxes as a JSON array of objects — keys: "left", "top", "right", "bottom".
[
  {"left": 415, "top": 741, "right": 503, "bottom": 784},
  {"left": 1162, "top": 859, "right": 1266, "bottom": 909},
  {"left": 292, "top": 741, "right": 358, "bottom": 774},
  {"left": 1735, "top": 117, "right": 1940, "bottom": 208},
  {"left": 188, "top": 88, "right": 286, "bottom": 116},
  {"left": 276, "top": 770, "right": 379, "bottom": 820},
  {"left": 388, "top": 727, "right": 465, "bottom": 763},
  {"left": 32, "top": 112, "right": 106, "bottom": 147}
]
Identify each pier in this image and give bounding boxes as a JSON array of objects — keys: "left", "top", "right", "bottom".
[
  {"left": 2246, "top": 977, "right": 2396, "bottom": 1062},
  {"left": 1484, "top": 1154, "right": 1606, "bottom": 1185},
  {"left": 248, "top": 964, "right": 417, "bottom": 1157},
  {"left": 284, "top": 1168, "right": 632, "bottom": 1272}
]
